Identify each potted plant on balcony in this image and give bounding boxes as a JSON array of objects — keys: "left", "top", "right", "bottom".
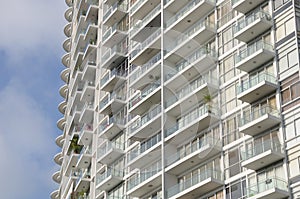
[{"left": 203, "top": 94, "right": 213, "bottom": 113}]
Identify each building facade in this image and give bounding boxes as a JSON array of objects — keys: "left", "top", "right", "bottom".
[{"left": 51, "top": 0, "right": 300, "bottom": 198}]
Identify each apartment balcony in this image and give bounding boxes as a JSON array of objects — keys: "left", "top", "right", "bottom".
[
  {"left": 165, "top": 19, "right": 216, "bottom": 63},
  {"left": 100, "top": 68, "right": 127, "bottom": 92},
  {"left": 235, "top": 41, "right": 275, "bottom": 73},
  {"left": 81, "top": 81, "right": 95, "bottom": 102},
  {"left": 58, "top": 101, "right": 67, "bottom": 116},
  {"left": 166, "top": 137, "right": 221, "bottom": 175},
  {"left": 102, "top": 23, "right": 128, "bottom": 48},
  {"left": 129, "top": 53, "right": 161, "bottom": 90},
  {"left": 65, "top": 0, "right": 73, "bottom": 7},
  {"left": 102, "top": 43, "right": 128, "bottom": 69},
  {"left": 63, "top": 38, "right": 71, "bottom": 52},
  {"left": 165, "top": 105, "right": 219, "bottom": 145},
  {"left": 83, "top": 40, "right": 97, "bottom": 61},
  {"left": 52, "top": 170, "right": 62, "bottom": 184},
  {"left": 97, "top": 140, "right": 124, "bottom": 165},
  {"left": 104, "top": 0, "right": 118, "bottom": 6},
  {"left": 237, "top": 73, "right": 277, "bottom": 103},
  {"left": 103, "top": 1, "right": 128, "bottom": 26},
  {"left": 79, "top": 102, "right": 94, "bottom": 123},
  {"left": 130, "top": 4, "right": 161, "bottom": 42},
  {"left": 239, "top": 106, "right": 281, "bottom": 136},
  {"left": 234, "top": 10, "right": 272, "bottom": 43},
  {"left": 96, "top": 168, "right": 123, "bottom": 191},
  {"left": 128, "top": 134, "right": 162, "bottom": 168},
  {"left": 74, "top": 168, "right": 92, "bottom": 193},
  {"left": 60, "top": 68, "right": 70, "bottom": 84},
  {"left": 165, "top": 76, "right": 218, "bottom": 117},
  {"left": 59, "top": 84, "right": 68, "bottom": 99},
  {"left": 247, "top": 177, "right": 289, "bottom": 199},
  {"left": 65, "top": 151, "right": 80, "bottom": 177},
  {"left": 166, "top": 170, "right": 223, "bottom": 199},
  {"left": 65, "top": 7, "right": 73, "bottom": 22},
  {"left": 78, "top": 123, "right": 94, "bottom": 146},
  {"left": 76, "top": 146, "right": 93, "bottom": 168},
  {"left": 64, "top": 22, "right": 72, "bottom": 37},
  {"left": 62, "top": 52, "right": 71, "bottom": 68},
  {"left": 85, "top": 2, "right": 98, "bottom": 22},
  {"left": 128, "top": 105, "right": 162, "bottom": 139},
  {"left": 98, "top": 115, "right": 126, "bottom": 140},
  {"left": 241, "top": 140, "right": 284, "bottom": 171},
  {"left": 165, "top": 47, "right": 217, "bottom": 88},
  {"left": 50, "top": 190, "right": 59, "bottom": 199},
  {"left": 129, "top": 80, "right": 161, "bottom": 115},
  {"left": 57, "top": 117, "right": 66, "bottom": 131},
  {"left": 82, "top": 61, "right": 96, "bottom": 82},
  {"left": 130, "top": 28, "right": 161, "bottom": 66},
  {"left": 54, "top": 152, "right": 63, "bottom": 166},
  {"left": 130, "top": 0, "right": 160, "bottom": 20},
  {"left": 99, "top": 92, "right": 126, "bottom": 115},
  {"left": 232, "top": 0, "right": 267, "bottom": 14},
  {"left": 165, "top": 0, "right": 215, "bottom": 33},
  {"left": 55, "top": 134, "right": 65, "bottom": 148},
  {"left": 127, "top": 160, "right": 162, "bottom": 197}
]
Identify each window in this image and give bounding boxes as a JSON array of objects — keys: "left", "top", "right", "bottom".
[
  {"left": 225, "top": 179, "right": 246, "bottom": 199},
  {"left": 281, "top": 73, "right": 300, "bottom": 109},
  {"left": 225, "top": 147, "right": 244, "bottom": 178},
  {"left": 274, "top": 0, "right": 291, "bottom": 10},
  {"left": 223, "top": 114, "right": 242, "bottom": 145},
  {"left": 276, "top": 17, "right": 295, "bottom": 42}
]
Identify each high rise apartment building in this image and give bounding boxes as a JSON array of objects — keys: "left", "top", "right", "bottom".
[{"left": 52, "top": 0, "right": 300, "bottom": 198}]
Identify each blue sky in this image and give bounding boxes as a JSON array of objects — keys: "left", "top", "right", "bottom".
[{"left": 0, "top": 0, "right": 67, "bottom": 198}]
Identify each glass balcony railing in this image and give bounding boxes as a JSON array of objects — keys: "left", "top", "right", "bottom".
[
  {"left": 165, "top": 104, "right": 217, "bottom": 137},
  {"left": 128, "top": 132, "right": 161, "bottom": 162},
  {"left": 99, "top": 115, "right": 126, "bottom": 131},
  {"left": 167, "top": 19, "right": 215, "bottom": 52},
  {"left": 166, "top": 169, "right": 222, "bottom": 198},
  {"left": 165, "top": 47, "right": 217, "bottom": 81},
  {"left": 82, "top": 101, "right": 94, "bottom": 112},
  {"left": 127, "top": 160, "right": 162, "bottom": 190},
  {"left": 99, "top": 92, "right": 126, "bottom": 110},
  {"left": 101, "top": 68, "right": 127, "bottom": 86},
  {"left": 130, "top": 28, "right": 161, "bottom": 59},
  {"left": 102, "top": 22, "right": 128, "bottom": 42},
  {"left": 128, "top": 105, "right": 161, "bottom": 136},
  {"left": 234, "top": 10, "right": 271, "bottom": 33},
  {"left": 241, "top": 139, "right": 283, "bottom": 161},
  {"left": 87, "top": 0, "right": 99, "bottom": 6},
  {"left": 166, "top": 137, "right": 220, "bottom": 166},
  {"left": 103, "top": 1, "right": 128, "bottom": 22},
  {"left": 97, "top": 140, "right": 124, "bottom": 158},
  {"left": 130, "top": 0, "right": 147, "bottom": 14},
  {"left": 79, "top": 123, "right": 93, "bottom": 137},
  {"left": 234, "top": 40, "right": 273, "bottom": 65},
  {"left": 129, "top": 52, "right": 161, "bottom": 84},
  {"left": 96, "top": 168, "right": 124, "bottom": 185},
  {"left": 239, "top": 105, "right": 280, "bottom": 127},
  {"left": 237, "top": 72, "right": 276, "bottom": 94},
  {"left": 247, "top": 177, "right": 288, "bottom": 198},
  {"left": 130, "top": 4, "right": 161, "bottom": 36},
  {"left": 75, "top": 168, "right": 91, "bottom": 185},
  {"left": 165, "top": 0, "right": 214, "bottom": 28},
  {"left": 102, "top": 43, "right": 128, "bottom": 64},
  {"left": 165, "top": 75, "right": 217, "bottom": 108},
  {"left": 129, "top": 80, "right": 161, "bottom": 109}
]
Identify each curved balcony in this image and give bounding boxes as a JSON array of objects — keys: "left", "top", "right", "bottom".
[
  {"left": 241, "top": 140, "right": 284, "bottom": 171},
  {"left": 235, "top": 40, "right": 275, "bottom": 73},
  {"left": 65, "top": 7, "right": 73, "bottom": 22},
  {"left": 130, "top": 28, "right": 161, "bottom": 66},
  {"left": 65, "top": 0, "right": 73, "bottom": 7},
  {"left": 52, "top": 170, "right": 62, "bottom": 184},
  {"left": 247, "top": 177, "right": 289, "bottom": 199},
  {"left": 54, "top": 152, "right": 64, "bottom": 166},
  {"left": 55, "top": 134, "right": 65, "bottom": 148},
  {"left": 234, "top": 10, "right": 272, "bottom": 43},
  {"left": 98, "top": 115, "right": 126, "bottom": 140},
  {"left": 60, "top": 68, "right": 70, "bottom": 83},
  {"left": 128, "top": 104, "right": 162, "bottom": 139},
  {"left": 165, "top": 47, "right": 217, "bottom": 88},
  {"left": 166, "top": 169, "right": 223, "bottom": 199},
  {"left": 130, "top": 0, "right": 160, "bottom": 20},
  {"left": 59, "top": 84, "right": 68, "bottom": 99},
  {"left": 165, "top": 105, "right": 219, "bottom": 145},
  {"left": 127, "top": 160, "right": 162, "bottom": 197},
  {"left": 62, "top": 53, "right": 71, "bottom": 67},
  {"left": 233, "top": 0, "right": 268, "bottom": 14},
  {"left": 57, "top": 117, "right": 66, "bottom": 131},
  {"left": 58, "top": 101, "right": 67, "bottom": 114},
  {"left": 166, "top": 137, "right": 221, "bottom": 175},
  {"left": 165, "top": 0, "right": 215, "bottom": 33},
  {"left": 96, "top": 168, "right": 124, "bottom": 191},
  {"left": 99, "top": 92, "right": 126, "bottom": 115},
  {"left": 50, "top": 190, "right": 59, "bottom": 199},
  {"left": 239, "top": 105, "right": 281, "bottom": 136},
  {"left": 237, "top": 72, "right": 277, "bottom": 103},
  {"left": 64, "top": 23, "right": 72, "bottom": 37},
  {"left": 63, "top": 38, "right": 71, "bottom": 52},
  {"left": 100, "top": 68, "right": 127, "bottom": 92},
  {"left": 129, "top": 52, "right": 161, "bottom": 90},
  {"left": 165, "top": 19, "right": 216, "bottom": 63},
  {"left": 103, "top": 0, "right": 128, "bottom": 26},
  {"left": 165, "top": 75, "right": 218, "bottom": 117},
  {"left": 129, "top": 80, "right": 161, "bottom": 115},
  {"left": 97, "top": 140, "right": 124, "bottom": 165}
]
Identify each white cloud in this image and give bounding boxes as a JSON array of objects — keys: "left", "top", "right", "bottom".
[{"left": 0, "top": 78, "right": 59, "bottom": 199}]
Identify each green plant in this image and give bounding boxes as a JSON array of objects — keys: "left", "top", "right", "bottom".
[{"left": 203, "top": 94, "right": 212, "bottom": 113}]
